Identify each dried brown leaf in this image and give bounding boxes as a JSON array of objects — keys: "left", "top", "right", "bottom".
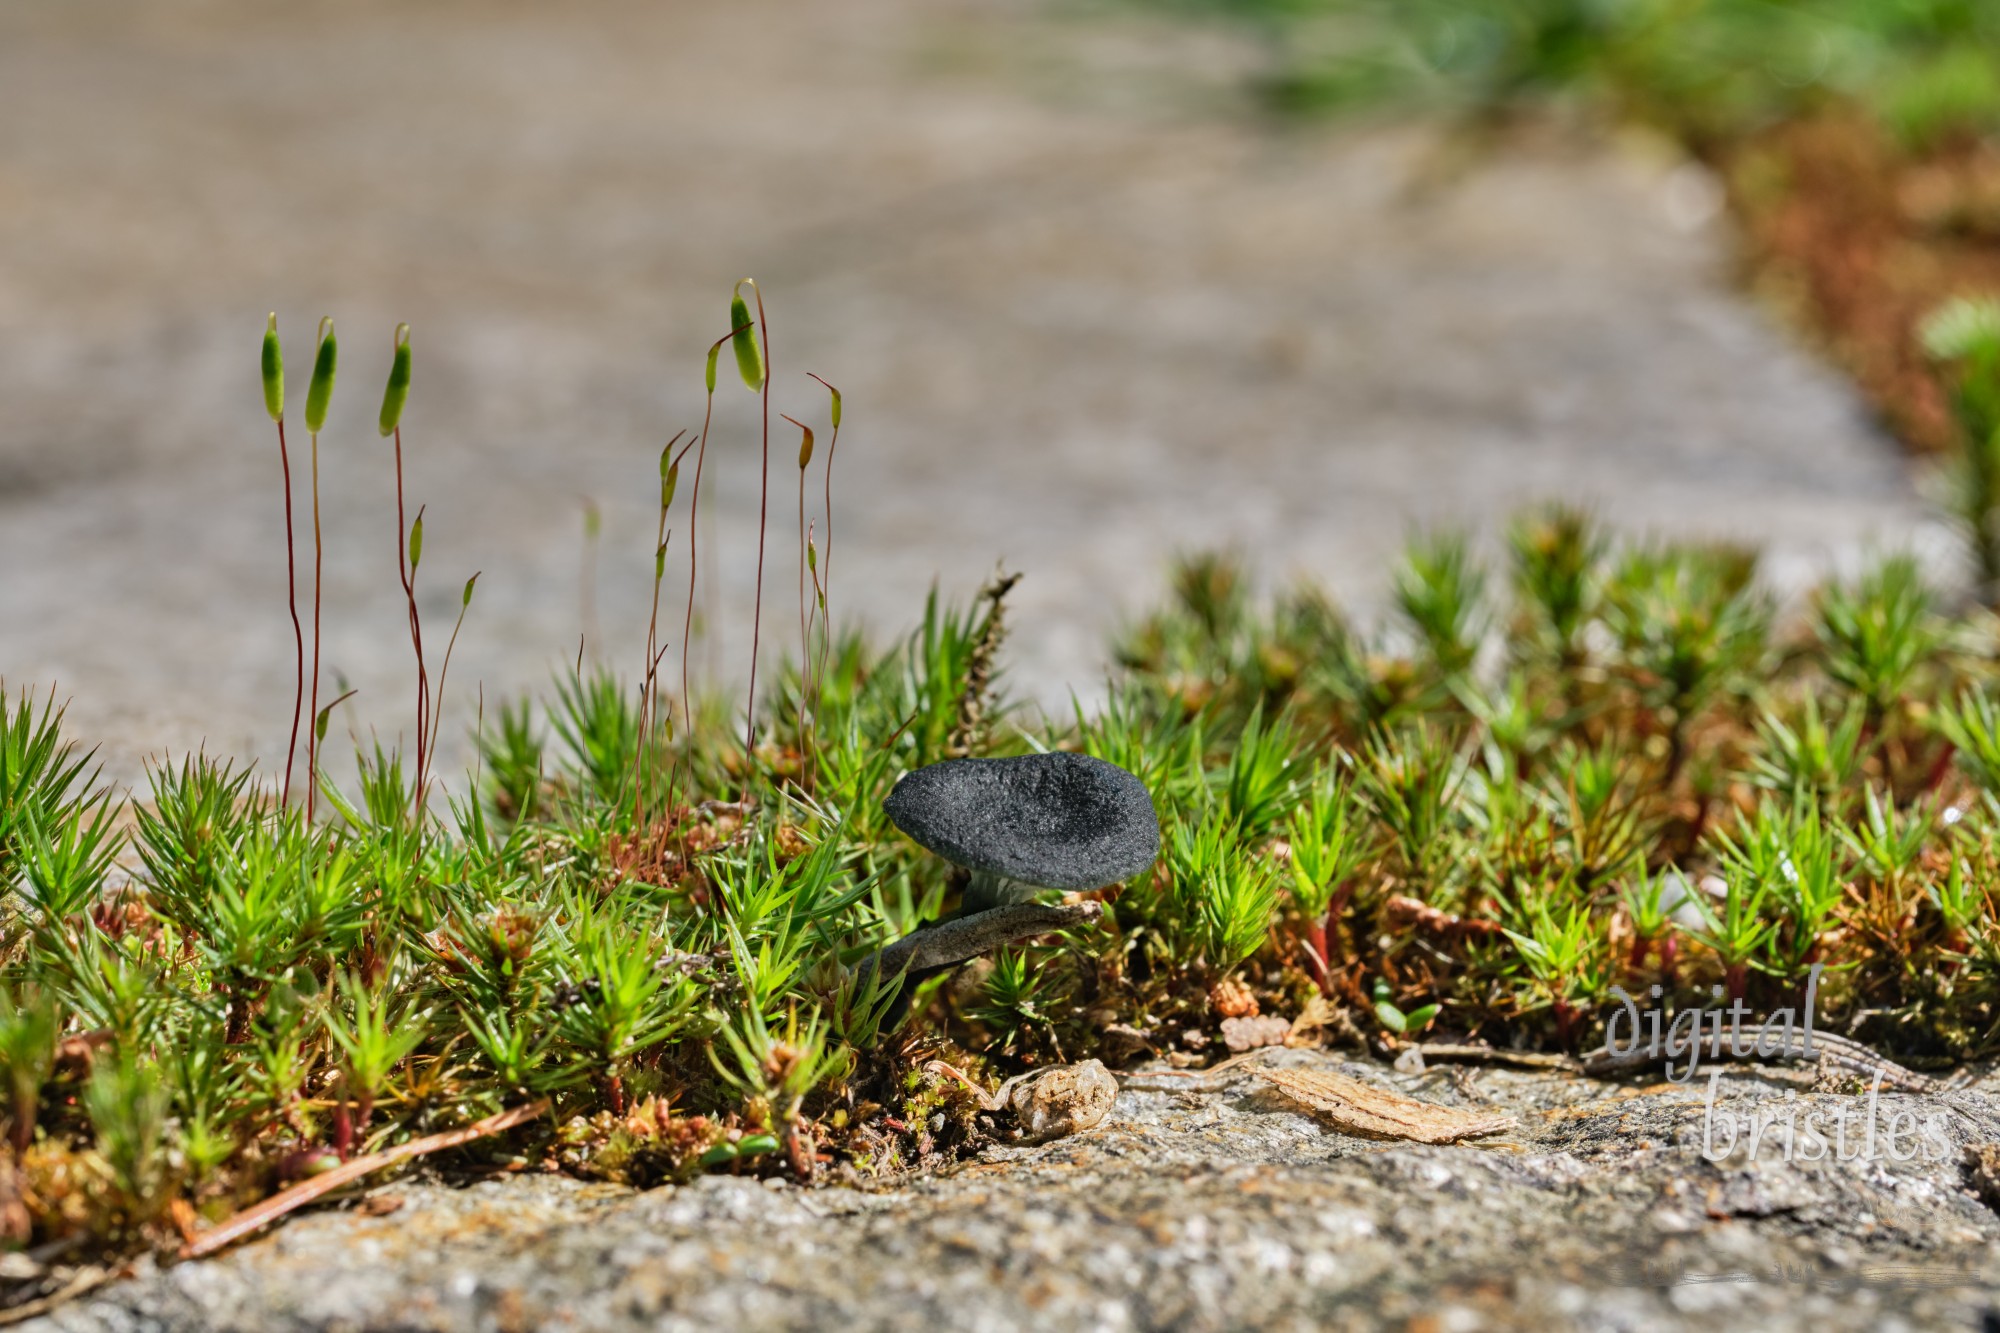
[{"left": 1254, "top": 1066, "right": 1513, "bottom": 1144}]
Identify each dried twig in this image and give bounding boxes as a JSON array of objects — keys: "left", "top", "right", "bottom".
[
  {"left": 179, "top": 1099, "right": 548, "bottom": 1260},
  {"left": 1381, "top": 894, "right": 1504, "bottom": 942},
  {"left": 0, "top": 1264, "right": 118, "bottom": 1327},
  {"left": 1413, "top": 1043, "right": 1581, "bottom": 1072}
]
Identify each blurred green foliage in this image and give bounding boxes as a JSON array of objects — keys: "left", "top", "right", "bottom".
[{"left": 1144, "top": 0, "right": 2000, "bottom": 146}]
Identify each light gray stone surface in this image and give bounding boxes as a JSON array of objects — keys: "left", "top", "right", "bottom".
[
  {"left": 0, "top": 0, "right": 1945, "bottom": 795},
  {"left": 33, "top": 1052, "right": 2000, "bottom": 1331}
]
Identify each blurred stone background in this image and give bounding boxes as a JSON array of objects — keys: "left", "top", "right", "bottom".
[{"left": 0, "top": 0, "right": 1943, "bottom": 791}]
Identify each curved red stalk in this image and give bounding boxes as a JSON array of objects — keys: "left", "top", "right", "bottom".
[
  {"left": 743, "top": 284, "right": 772, "bottom": 788},
  {"left": 276, "top": 419, "right": 304, "bottom": 807},
  {"left": 395, "top": 436, "right": 429, "bottom": 816},
  {"left": 671, "top": 331, "right": 739, "bottom": 827},
  {"left": 806, "top": 373, "right": 841, "bottom": 739},
  {"left": 307, "top": 431, "right": 324, "bottom": 820},
  {"left": 418, "top": 579, "right": 478, "bottom": 817}
]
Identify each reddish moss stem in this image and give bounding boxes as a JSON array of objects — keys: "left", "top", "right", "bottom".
[
  {"left": 306, "top": 431, "right": 324, "bottom": 821},
  {"left": 394, "top": 429, "right": 429, "bottom": 817},
  {"left": 743, "top": 284, "right": 771, "bottom": 785},
  {"left": 806, "top": 372, "right": 840, "bottom": 750},
  {"left": 276, "top": 419, "right": 304, "bottom": 807}
]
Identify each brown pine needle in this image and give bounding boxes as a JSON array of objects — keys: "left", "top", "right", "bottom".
[{"left": 179, "top": 1099, "right": 549, "bottom": 1261}]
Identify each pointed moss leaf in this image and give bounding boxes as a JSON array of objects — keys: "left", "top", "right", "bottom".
[
  {"left": 730, "top": 291, "right": 764, "bottom": 390},
  {"left": 305, "top": 318, "right": 338, "bottom": 434},
  {"left": 408, "top": 514, "right": 425, "bottom": 572},
  {"left": 262, "top": 313, "right": 284, "bottom": 423},
  {"left": 377, "top": 324, "right": 412, "bottom": 437},
  {"left": 461, "top": 571, "right": 480, "bottom": 608}
]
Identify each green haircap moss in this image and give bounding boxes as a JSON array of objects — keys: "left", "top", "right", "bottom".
[
  {"left": 461, "top": 571, "right": 479, "bottom": 608},
  {"left": 262, "top": 313, "right": 284, "bottom": 423},
  {"left": 305, "top": 317, "right": 338, "bottom": 434},
  {"left": 662, "top": 460, "right": 679, "bottom": 512},
  {"left": 797, "top": 424, "right": 815, "bottom": 470},
  {"left": 377, "top": 324, "right": 411, "bottom": 437},
  {"left": 408, "top": 512, "right": 424, "bottom": 572},
  {"left": 730, "top": 283, "right": 764, "bottom": 391}
]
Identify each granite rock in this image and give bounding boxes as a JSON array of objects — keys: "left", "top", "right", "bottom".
[{"left": 37, "top": 1052, "right": 2000, "bottom": 1332}]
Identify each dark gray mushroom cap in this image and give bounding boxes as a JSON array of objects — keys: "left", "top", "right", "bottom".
[{"left": 884, "top": 752, "right": 1160, "bottom": 890}]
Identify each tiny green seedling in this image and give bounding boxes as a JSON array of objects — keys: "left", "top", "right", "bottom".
[{"left": 1371, "top": 979, "right": 1438, "bottom": 1037}]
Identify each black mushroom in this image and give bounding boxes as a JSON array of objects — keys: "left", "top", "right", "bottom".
[{"left": 856, "top": 752, "right": 1160, "bottom": 1008}]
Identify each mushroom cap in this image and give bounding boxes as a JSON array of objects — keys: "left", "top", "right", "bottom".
[{"left": 883, "top": 752, "right": 1160, "bottom": 890}]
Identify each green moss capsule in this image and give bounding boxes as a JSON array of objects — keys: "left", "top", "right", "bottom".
[
  {"left": 730, "top": 282, "right": 764, "bottom": 390},
  {"left": 262, "top": 313, "right": 284, "bottom": 422},
  {"left": 461, "top": 571, "right": 480, "bottom": 608},
  {"left": 809, "top": 373, "right": 841, "bottom": 430},
  {"left": 408, "top": 512, "right": 424, "bottom": 572},
  {"left": 654, "top": 541, "right": 668, "bottom": 582},
  {"left": 662, "top": 460, "right": 680, "bottom": 512},
  {"left": 377, "top": 323, "right": 411, "bottom": 437},
  {"left": 797, "top": 424, "right": 815, "bottom": 470},
  {"left": 706, "top": 339, "right": 723, "bottom": 395},
  {"left": 305, "top": 317, "right": 338, "bottom": 434}
]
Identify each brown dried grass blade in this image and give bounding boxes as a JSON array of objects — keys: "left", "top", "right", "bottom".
[{"left": 179, "top": 1098, "right": 549, "bottom": 1260}]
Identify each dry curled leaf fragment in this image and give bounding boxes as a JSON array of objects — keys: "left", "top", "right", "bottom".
[{"left": 1254, "top": 1066, "right": 1513, "bottom": 1144}]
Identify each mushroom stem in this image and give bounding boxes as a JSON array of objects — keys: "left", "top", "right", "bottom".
[
  {"left": 964, "top": 869, "right": 1043, "bottom": 912},
  {"left": 855, "top": 901, "right": 1104, "bottom": 1021}
]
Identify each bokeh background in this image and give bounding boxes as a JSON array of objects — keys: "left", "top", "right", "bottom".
[{"left": 0, "top": 0, "right": 1974, "bottom": 790}]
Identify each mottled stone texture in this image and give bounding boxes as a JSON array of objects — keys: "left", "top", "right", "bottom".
[{"left": 37, "top": 1053, "right": 2000, "bottom": 1331}]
